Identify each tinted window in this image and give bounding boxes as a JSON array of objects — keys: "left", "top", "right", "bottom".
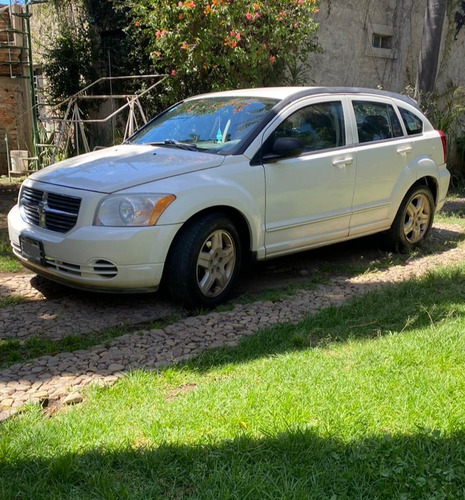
[
  {"left": 399, "top": 107, "right": 424, "bottom": 135},
  {"left": 353, "top": 101, "right": 404, "bottom": 143},
  {"left": 388, "top": 106, "right": 404, "bottom": 137},
  {"left": 274, "top": 101, "right": 345, "bottom": 152}
]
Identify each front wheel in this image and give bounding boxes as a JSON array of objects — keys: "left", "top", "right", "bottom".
[
  {"left": 385, "top": 185, "right": 435, "bottom": 252},
  {"left": 166, "top": 214, "right": 242, "bottom": 307}
]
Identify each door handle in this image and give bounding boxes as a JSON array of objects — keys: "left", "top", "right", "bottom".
[
  {"left": 332, "top": 157, "right": 353, "bottom": 168},
  {"left": 397, "top": 146, "right": 413, "bottom": 156}
]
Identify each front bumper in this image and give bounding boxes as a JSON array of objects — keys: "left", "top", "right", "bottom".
[{"left": 8, "top": 204, "right": 182, "bottom": 292}]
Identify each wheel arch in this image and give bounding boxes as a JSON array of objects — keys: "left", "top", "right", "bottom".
[
  {"left": 413, "top": 176, "right": 438, "bottom": 208},
  {"left": 162, "top": 206, "right": 252, "bottom": 305},
  {"left": 164, "top": 205, "right": 252, "bottom": 273}
]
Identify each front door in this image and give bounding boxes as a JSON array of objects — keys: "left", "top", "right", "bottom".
[{"left": 263, "top": 99, "right": 357, "bottom": 257}]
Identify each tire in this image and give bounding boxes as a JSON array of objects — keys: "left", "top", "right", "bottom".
[
  {"left": 385, "top": 185, "right": 435, "bottom": 252},
  {"left": 166, "top": 214, "right": 242, "bottom": 307}
]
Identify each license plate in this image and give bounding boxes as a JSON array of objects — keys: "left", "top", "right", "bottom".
[{"left": 19, "top": 235, "right": 45, "bottom": 266}]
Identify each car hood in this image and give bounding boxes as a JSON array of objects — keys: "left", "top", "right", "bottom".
[{"left": 28, "top": 144, "right": 225, "bottom": 193}]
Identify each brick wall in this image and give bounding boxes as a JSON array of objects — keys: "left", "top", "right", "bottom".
[
  {"left": 0, "top": 78, "right": 30, "bottom": 175},
  {"left": 0, "top": 5, "right": 31, "bottom": 175}
]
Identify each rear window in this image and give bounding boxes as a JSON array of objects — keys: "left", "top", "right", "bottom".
[
  {"left": 353, "top": 101, "right": 404, "bottom": 143},
  {"left": 399, "top": 107, "right": 424, "bottom": 135}
]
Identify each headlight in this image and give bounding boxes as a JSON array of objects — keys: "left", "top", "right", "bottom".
[{"left": 95, "top": 194, "right": 176, "bottom": 226}]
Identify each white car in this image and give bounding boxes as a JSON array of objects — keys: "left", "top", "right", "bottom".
[{"left": 8, "top": 87, "right": 450, "bottom": 306}]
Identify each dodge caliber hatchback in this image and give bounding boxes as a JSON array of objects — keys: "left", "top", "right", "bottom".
[{"left": 8, "top": 87, "right": 450, "bottom": 306}]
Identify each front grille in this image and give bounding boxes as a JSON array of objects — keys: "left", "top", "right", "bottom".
[{"left": 20, "top": 186, "right": 81, "bottom": 233}]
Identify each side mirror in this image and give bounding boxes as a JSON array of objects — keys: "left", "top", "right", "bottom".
[{"left": 262, "top": 137, "right": 305, "bottom": 162}]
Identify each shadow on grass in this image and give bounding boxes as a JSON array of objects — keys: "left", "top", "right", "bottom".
[{"left": 1, "top": 426, "right": 464, "bottom": 499}]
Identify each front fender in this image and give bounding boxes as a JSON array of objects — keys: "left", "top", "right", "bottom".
[{"left": 132, "top": 159, "right": 267, "bottom": 258}]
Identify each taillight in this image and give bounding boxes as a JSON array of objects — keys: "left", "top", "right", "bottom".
[{"left": 439, "top": 130, "right": 447, "bottom": 163}]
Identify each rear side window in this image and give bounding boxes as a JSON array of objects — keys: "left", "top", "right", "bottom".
[
  {"left": 353, "top": 101, "right": 404, "bottom": 143},
  {"left": 399, "top": 107, "right": 424, "bottom": 135},
  {"left": 274, "top": 101, "right": 345, "bottom": 152}
]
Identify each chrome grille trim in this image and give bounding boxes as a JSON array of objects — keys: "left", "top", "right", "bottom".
[{"left": 20, "top": 186, "right": 81, "bottom": 233}]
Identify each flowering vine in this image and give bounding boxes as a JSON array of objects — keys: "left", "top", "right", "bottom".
[{"left": 122, "top": 0, "right": 320, "bottom": 107}]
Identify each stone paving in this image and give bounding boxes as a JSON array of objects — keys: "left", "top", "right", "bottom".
[
  {"left": 1, "top": 222, "right": 465, "bottom": 421},
  {"left": 0, "top": 274, "right": 179, "bottom": 340}
]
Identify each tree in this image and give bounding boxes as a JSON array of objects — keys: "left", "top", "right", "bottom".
[
  {"left": 39, "top": 0, "right": 134, "bottom": 103},
  {"left": 42, "top": 22, "right": 97, "bottom": 102},
  {"left": 118, "top": 0, "right": 320, "bottom": 108},
  {"left": 415, "top": 0, "right": 447, "bottom": 99}
]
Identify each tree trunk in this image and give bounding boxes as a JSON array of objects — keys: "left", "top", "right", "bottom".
[{"left": 415, "top": 0, "right": 447, "bottom": 98}]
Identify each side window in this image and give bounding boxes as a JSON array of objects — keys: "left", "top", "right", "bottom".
[
  {"left": 399, "top": 107, "right": 424, "bottom": 135},
  {"left": 353, "top": 101, "right": 404, "bottom": 143},
  {"left": 388, "top": 106, "right": 404, "bottom": 137},
  {"left": 273, "top": 101, "right": 345, "bottom": 153}
]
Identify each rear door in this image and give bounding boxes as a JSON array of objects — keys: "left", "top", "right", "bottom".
[{"left": 348, "top": 97, "right": 414, "bottom": 236}]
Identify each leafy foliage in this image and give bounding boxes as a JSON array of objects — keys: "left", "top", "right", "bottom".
[
  {"left": 405, "top": 84, "right": 465, "bottom": 172},
  {"left": 40, "top": 1, "right": 98, "bottom": 103},
  {"left": 118, "top": 0, "right": 320, "bottom": 108},
  {"left": 40, "top": 0, "right": 133, "bottom": 103}
]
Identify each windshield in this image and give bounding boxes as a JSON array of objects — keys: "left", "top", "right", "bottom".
[{"left": 130, "top": 96, "right": 279, "bottom": 154}]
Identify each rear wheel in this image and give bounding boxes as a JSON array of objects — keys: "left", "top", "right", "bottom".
[
  {"left": 166, "top": 214, "right": 242, "bottom": 307},
  {"left": 385, "top": 185, "right": 435, "bottom": 251}
]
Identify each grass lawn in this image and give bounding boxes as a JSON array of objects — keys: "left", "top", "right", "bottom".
[
  {"left": 2, "top": 261, "right": 465, "bottom": 499},
  {"left": 0, "top": 237, "right": 22, "bottom": 273}
]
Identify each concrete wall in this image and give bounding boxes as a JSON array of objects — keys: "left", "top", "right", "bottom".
[
  {"left": 307, "top": 0, "right": 425, "bottom": 92},
  {"left": 308, "top": 0, "right": 465, "bottom": 98},
  {"left": 306, "top": 0, "right": 465, "bottom": 169}
]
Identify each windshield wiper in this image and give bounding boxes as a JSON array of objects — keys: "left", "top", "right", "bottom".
[{"left": 145, "top": 140, "right": 198, "bottom": 151}]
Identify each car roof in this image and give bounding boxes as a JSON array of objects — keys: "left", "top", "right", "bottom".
[{"left": 189, "top": 87, "right": 419, "bottom": 109}]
